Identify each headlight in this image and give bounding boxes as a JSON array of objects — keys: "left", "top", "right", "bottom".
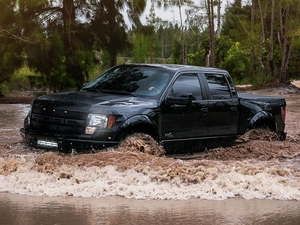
[
  {"left": 85, "top": 114, "right": 115, "bottom": 134},
  {"left": 88, "top": 114, "right": 108, "bottom": 128}
]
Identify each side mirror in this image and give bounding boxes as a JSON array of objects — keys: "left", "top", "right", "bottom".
[{"left": 165, "top": 93, "right": 193, "bottom": 106}]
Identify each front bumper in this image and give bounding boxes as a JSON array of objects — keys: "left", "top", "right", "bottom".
[{"left": 20, "top": 128, "right": 118, "bottom": 152}]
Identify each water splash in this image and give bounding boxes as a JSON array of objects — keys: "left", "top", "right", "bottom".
[
  {"left": 1, "top": 142, "right": 300, "bottom": 200},
  {"left": 1, "top": 104, "right": 300, "bottom": 201}
]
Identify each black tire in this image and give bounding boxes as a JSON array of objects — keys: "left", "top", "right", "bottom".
[{"left": 118, "top": 133, "right": 165, "bottom": 156}]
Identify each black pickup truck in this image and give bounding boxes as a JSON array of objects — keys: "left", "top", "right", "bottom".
[{"left": 20, "top": 64, "right": 286, "bottom": 153}]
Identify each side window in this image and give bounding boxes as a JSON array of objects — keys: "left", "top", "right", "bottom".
[
  {"left": 169, "top": 73, "right": 202, "bottom": 100},
  {"left": 205, "top": 73, "right": 231, "bottom": 100}
]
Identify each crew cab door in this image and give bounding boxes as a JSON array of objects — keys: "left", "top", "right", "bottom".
[
  {"left": 161, "top": 73, "right": 208, "bottom": 140},
  {"left": 203, "top": 73, "right": 239, "bottom": 136}
]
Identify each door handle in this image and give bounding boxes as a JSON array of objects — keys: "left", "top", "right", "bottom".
[
  {"left": 231, "top": 107, "right": 238, "bottom": 114},
  {"left": 201, "top": 108, "right": 208, "bottom": 115}
]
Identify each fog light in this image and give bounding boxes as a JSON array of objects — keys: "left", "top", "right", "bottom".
[{"left": 85, "top": 126, "right": 97, "bottom": 135}]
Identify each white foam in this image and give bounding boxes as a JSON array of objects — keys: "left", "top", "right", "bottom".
[{"left": 0, "top": 155, "right": 299, "bottom": 201}]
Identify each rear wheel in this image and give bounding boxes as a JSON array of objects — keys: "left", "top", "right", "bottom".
[{"left": 254, "top": 120, "right": 276, "bottom": 131}]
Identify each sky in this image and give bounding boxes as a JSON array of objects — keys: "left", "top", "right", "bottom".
[
  {"left": 123, "top": 2, "right": 191, "bottom": 27},
  {"left": 139, "top": 0, "right": 233, "bottom": 25},
  {"left": 139, "top": 3, "right": 189, "bottom": 25}
]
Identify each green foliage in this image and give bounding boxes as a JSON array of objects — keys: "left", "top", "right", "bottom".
[
  {"left": 99, "top": 50, "right": 111, "bottom": 72},
  {"left": 74, "top": 50, "right": 94, "bottom": 82},
  {"left": 132, "top": 33, "right": 147, "bottom": 62},
  {"left": 0, "top": 82, "right": 10, "bottom": 95},
  {"left": 172, "top": 37, "right": 181, "bottom": 64},
  {"left": 88, "top": 64, "right": 104, "bottom": 82},
  {"left": 9, "top": 67, "right": 33, "bottom": 90},
  {"left": 132, "top": 26, "right": 160, "bottom": 63},
  {"left": 25, "top": 29, "right": 63, "bottom": 91},
  {"left": 0, "top": 0, "right": 23, "bottom": 83},
  {"left": 187, "top": 49, "right": 206, "bottom": 66},
  {"left": 90, "top": 0, "right": 147, "bottom": 67},
  {"left": 0, "top": 67, "right": 44, "bottom": 94},
  {"left": 1, "top": 0, "right": 300, "bottom": 91},
  {"left": 87, "top": 50, "right": 112, "bottom": 82},
  {"left": 223, "top": 42, "right": 251, "bottom": 80},
  {"left": 215, "top": 36, "right": 234, "bottom": 68},
  {"left": 288, "top": 38, "right": 300, "bottom": 79},
  {"left": 0, "top": 49, "right": 22, "bottom": 83},
  {"left": 222, "top": 1, "right": 252, "bottom": 46}
]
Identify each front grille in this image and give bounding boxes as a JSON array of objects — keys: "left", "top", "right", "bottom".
[
  {"left": 32, "top": 107, "right": 87, "bottom": 120},
  {"left": 30, "top": 107, "right": 88, "bottom": 135},
  {"left": 31, "top": 121, "right": 85, "bottom": 134}
]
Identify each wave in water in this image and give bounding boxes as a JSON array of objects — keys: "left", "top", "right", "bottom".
[{"left": 0, "top": 147, "right": 299, "bottom": 201}]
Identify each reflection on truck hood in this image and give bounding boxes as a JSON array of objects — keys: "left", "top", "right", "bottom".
[{"left": 33, "top": 91, "right": 153, "bottom": 114}]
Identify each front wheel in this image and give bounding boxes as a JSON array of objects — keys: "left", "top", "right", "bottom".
[{"left": 117, "top": 133, "right": 165, "bottom": 156}]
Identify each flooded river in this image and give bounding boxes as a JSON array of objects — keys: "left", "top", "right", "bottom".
[{"left": 0, "top": 100, "right": 300, "bottom": 225}]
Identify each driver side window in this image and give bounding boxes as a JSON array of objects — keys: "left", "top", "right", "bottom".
[{"left": 169, "top": 73, "right": 202, "bottom": 100}]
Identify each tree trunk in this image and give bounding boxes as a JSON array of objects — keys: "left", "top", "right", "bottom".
[
  {"left": 178, "top": 3, "right": 185, "bottom": 64},
  {"left": 62, "top": 0, "right": 76, "bottom": 52},
  {"left": 279, "top": 2, "right": 291, "bottom": 84},
  {"left": 216, "top": 0, "right": 221, "bottom": 38},
  {"left": 110, "top": 51, "right": 117, "bottom": 67},
  {"left": 257, "top": 0, "right": 266, "bottom": 73},
  {"left": 207, "top": 0, "right": 215, "bottom": 67},
  {"left": 250, "top": 0, "right": 256, "bottom": 76},
  {"left": 62, "top": 0, "right": 84, "bottom": 88},
  {"left": 269, "top": 0, "right": 275, "bottom": 77}
]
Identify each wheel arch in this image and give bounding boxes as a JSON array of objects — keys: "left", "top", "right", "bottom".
[
  {"left": 114, "top": 115, "right": 159, "bottom": 141},
  {"left": 248, "top": 111, "right": 276, "bottom": 131}
]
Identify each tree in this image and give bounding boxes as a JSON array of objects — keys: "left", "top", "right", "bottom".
[
  {"left": 250, "top": 0, "right": 257, "bottom": 76},
  {"left": 216, "top": 0, "right": 222, "bottom": 38},
  {"left": 132, "top": 25, "right": 160, "bottom": 63},
  {"left": 28, "top": 29, "right": 65, "bottom": 92},
  {"left": 0, "top": 0, "right": 21, "bottom": 83},
  {"left": 90, "top": 0, "right": 147, "bottom": 67},
  {"left": 16, "top": 0, "right": 93, "bottom": 89},
  {"left": 206, "top": 0, "right": 215, "bottom": 67},
  {"left": 223, "top": 42, "right": 251, "bottom": 80},
  {"left": 278, "top": 0, "right": 300, "bottom": 84},
  {"left": 269, "top": 0, "right": 275, "bottom": 76},
  {"left": 223, "top": 0, "right": 300, "bottom": 84},
  {"left": 0, "top": 0, "right": 47, "bottom": 85},
  {"left": 156, "top": 0, "right": 192, "bottom": 64}
]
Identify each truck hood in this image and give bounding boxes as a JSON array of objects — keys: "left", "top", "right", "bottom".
[{"left": 33, "top": 91, "right": 155, "bottom": 115}]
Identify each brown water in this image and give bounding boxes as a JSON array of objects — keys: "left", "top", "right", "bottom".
[
  {"left": 0, "top": 101, "right": 300, "bottom": 225},
  {"left": 1, "top": 193, "right": 300, "bottom": 225}
]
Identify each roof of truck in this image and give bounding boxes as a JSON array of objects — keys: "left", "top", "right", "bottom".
[{"left": 121, "top": 63, "right": 228, "bottom": 73}]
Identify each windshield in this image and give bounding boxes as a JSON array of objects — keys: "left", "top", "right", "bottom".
[{"left": 82, "top": 65, "right": 172, "bottom": 97}]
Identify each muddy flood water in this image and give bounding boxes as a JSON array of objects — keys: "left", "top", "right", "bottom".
[{"left": 0, "top": 86, "right": 300, "bottom": 225}]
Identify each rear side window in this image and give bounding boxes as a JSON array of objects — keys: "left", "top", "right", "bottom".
[
  {"left": 170, "top": 73, "right": 202, "bottom": 100},
  {"left": 205, "top": 73, "right": 231, "bottom": 100}
]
